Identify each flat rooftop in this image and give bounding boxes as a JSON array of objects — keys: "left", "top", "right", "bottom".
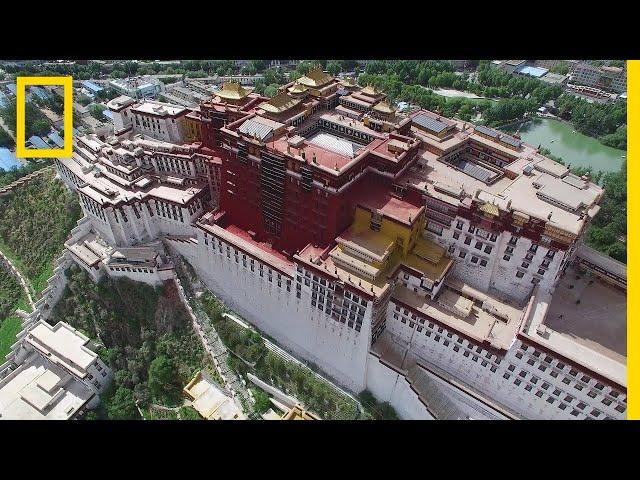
[
  {"left": 198, "top": 214, "right": 295, "bottom": 276},
  {"left": 400, "top": 145, "right": 603, "bottom": 235},
  {"left": 131, "top": 100, "right": 187, "bottom": 117},
  {"left": 184, "top": 372, "right": 244, "bottom": 420},
  {"left": 352, "top": 176, "right": 424, "bottom": 226},
  {"left": 65, "top": 231, "right": 112, "bottom": 267},
  {"left": 26, "top": 321, "right": 97, "bottom": 377},
  {"left": 521, "top": 281, "right": 626, "bottom": 388},
  {"left": 0, "top": 354, "right": 93, "bottom": 420},
  {"left": 297, "top": 243, "right": 392, "bottom": 299},
  {"left": 393, "top": 280, "right": 524, "bottom": 351},
  {"left": 545, "top": 264, "right": 626, "bottom": 365}
]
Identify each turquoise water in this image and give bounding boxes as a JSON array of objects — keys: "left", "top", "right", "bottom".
[
  {"left": 506, "top": 118, "right": 625, "bottom": 174},
  {"left": 0, "top": 148, "right": 23, "bottom": 171}
]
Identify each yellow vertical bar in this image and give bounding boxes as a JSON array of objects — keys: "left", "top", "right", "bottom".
[
  {"left": 63, "top": 76, "right": 73, "bottom": 157},
  {"left": 15, "top": 77, "right": 27, "bottom": 157},
  {"left": 628, "top": 60, "right": 637, "bottom": 420}
]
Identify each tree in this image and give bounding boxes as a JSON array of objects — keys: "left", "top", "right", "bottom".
[
  {"left": 107, "top": 387, "right": 139, "bottom": 420},
  {"left": 148, "top": 355, "right": 177, "bottom": 399},
  {"left": 263, "top": 69, "right": 283, "bottom": 86},
  {"left": 326, "top": 61, "right": 342, "bottom": 76},
  {"left": 263, "top": 84, "right": 280, "bottom": 98},
  {"left": 607, "top": 243, "right": 626, "bottom": 263},
  {"left": 550, "top": 61, "right": 570, "bottom": 75},
  {"left": 241, "top": 64, "right": 257, "bottom": 75},
  {"left": 30, "top": 119, "right": 50, "bottom": 137},
  {"left": 252, "top": 388, "right": 271, "bottom": 414},
  {"left": 179, "top": 406, "right": 202, "bottom": 420},
  {"left": 89, "top": 104, "right": 108, "bottom": 122},
  {"left": 0, "top": 125, "right": 14, "bottom": 149}
]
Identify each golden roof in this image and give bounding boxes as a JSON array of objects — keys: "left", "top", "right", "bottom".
[
  {"left": 372, "top": 100, "right": 396, "bottom": 114},
  {"left": 361, "top": 84, "right": 381, "bottom": 96},
  {"left": 216, "top": 82, "right": 249, "bottom": 100},
  {"left": 480, "top": 202, "right": 500, "bottom": 216},
  {"left": 340, "top": 77, "right": 356, "bottom": 87},
  {"left": 297, "top": 67, "right": 334, "bottom": 88},
  {"left": 260, "top": 91, "right": 301, "bottom": 114},
  {"left": 287, "top": 82, "right": 308, "bottom": 94}
]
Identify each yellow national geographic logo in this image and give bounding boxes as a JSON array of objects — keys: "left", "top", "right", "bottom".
[{"left": 15, "top": 76, "right": 73, "bottom": 158}]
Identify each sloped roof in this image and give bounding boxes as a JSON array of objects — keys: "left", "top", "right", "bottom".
[
  {"left": 287, "top": 82, "right": 308, "bottom": 94},
  {"left": 479, "top": 202, "right": 500, "bottom": 216},
  {"left": 260, "top": 91, "right": 301, "bottom": 114},
  {"left": 373, "top": 100, "right": 396, "bottom": 114},
  {"left": 360, "top": 84, "right": 382, "bottom": 97},
  {"left": 238, "top": 117, "right": 276, "bottom": 141},
  {"left": 216, "top": 82, "right": 249, "bottom": 100},
  {"left": 297, "top": 67, "right": 334, "bottom": 88}
]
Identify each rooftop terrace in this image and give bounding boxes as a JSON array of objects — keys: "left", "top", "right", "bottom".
[
  {"left": 0, "top": 354, "right": 93, "bottom": 420},
  {"left": 545, "top": 264, "right": 626, "bottom": 365}
]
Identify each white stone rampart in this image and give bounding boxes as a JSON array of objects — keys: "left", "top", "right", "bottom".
[
  {"left": 164, "top": 235, "right": 371, "bottom": 392},
  {"left": 365, "top": 352, "right": 434, "bottom": 420}
]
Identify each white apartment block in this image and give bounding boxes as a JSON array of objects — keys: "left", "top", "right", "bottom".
[
  {"left": 109, "top": 76, "right": 162, "bottom": 99},
  {"left": 107, "top": 95, "right": 189, "bottom": 143},
  {"left": 570, "top": 62, "right": 627, "bottom": 93},
  {"left": 0, "top": 321, "right": 112, "bottom": 420}
]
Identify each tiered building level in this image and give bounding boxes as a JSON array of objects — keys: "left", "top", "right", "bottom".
[{"left": 55, "top": 68, "right": 626, "bottom": 420}]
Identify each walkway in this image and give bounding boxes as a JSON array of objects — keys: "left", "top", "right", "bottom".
[
  {"left": 172, "top": 257, "right": 258, "bottom": 418},
  {"left": 0, "top": 116, "right": 15, "bottom": 141},
  {"left": 0, "top": 249, "right": 35, "bottom": 312}
]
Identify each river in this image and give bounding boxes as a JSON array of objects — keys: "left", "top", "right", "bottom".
[{"left": 505, "top": 118, "right": 625, "bottom": 174}]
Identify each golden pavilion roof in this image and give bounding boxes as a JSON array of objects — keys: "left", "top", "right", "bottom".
[
  {"left": 216, "top": 82, "right": 249, "bottom": 100},
  {"left": 361, "top": 84, "right": 382, "bottom": 97},
  {"left": 340, "top": 77, "right": 357, "bottom": 88},
  {"left": 287, "top": 82, "right": 308, "bottom": 94},
  {"left": 480, "top": 202, "right": 500, "bottom": 216},
  {"left": 372, "top": 100, "right": 396, "bottom": 114},
  {"left": 297, "top": 67, "right": 334, "bottom": 88},
  {"left": 260, "top": 91, "right": 301, "bottom": 114}
]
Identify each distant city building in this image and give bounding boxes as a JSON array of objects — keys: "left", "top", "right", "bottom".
[
  {"left": 514, "top": 65, "right": 549, "bottom": 79},
  {"left": 539, "top": 72, "right": 569, "bottom": 86},
  {"left": 214, "top": 74, "right": 263, "bottom": 86},
  {"left": 570, "top": 62, "right": 627, "bottom": 93},
  {"left": 109, "top": 76, "right": 162, "bottom": 99},
  {"left": 501, "top": 60, "right": 528, "bottom": 74},
  {"left": 107, "top": 95, "right": 189, "bottom": 143}
]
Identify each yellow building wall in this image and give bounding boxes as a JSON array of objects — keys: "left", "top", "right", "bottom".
[
  {"left": 184, "top": 117, "right": 202, "bottom": 143},
  {"left": 352, "top": 206, "right": 424, "bottom": 261}
]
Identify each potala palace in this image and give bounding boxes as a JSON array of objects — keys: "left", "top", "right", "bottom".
[{"left": 52, "top": 69, "right": 626, "bottom": 419}]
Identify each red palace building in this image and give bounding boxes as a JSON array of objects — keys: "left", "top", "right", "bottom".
[{"left": 190, "top": 69, "right": 423, "bottom": 256}]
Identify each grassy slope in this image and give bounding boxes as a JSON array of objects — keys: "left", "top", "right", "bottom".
[{"left": 0, "top": 172, "right": 80, "bottom": 294}]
